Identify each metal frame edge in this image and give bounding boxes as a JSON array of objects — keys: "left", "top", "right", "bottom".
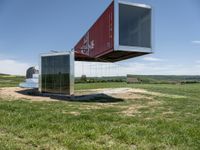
[{"left": 114, "top": 0, "right": 153, "bottom": 53}]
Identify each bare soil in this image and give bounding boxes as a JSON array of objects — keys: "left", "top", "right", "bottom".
[
  {"left": 0, "top": 87, "right": 54, "bottom": 102},
  {"left": 0, "top": 87, "right": 152, "bottom": 102},
  {"left": 0, "top": 87, "right": 184, "bottom": 102},
  {"left": 0, "top": 87, "right": 179, "bottom": 116}
]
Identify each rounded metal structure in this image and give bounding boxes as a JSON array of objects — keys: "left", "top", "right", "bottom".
[{"left": 26, "top": 67, "right": 39, "bottom": 79}]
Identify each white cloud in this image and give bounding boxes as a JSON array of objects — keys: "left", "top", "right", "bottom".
[
  {"left": 143, "top": 57, "right": 164, "bottom": 62},
  {"left": 192, "top": 40, "right": 200, "bottom": 44},
  {"left": 0, "top": 59, "right": 30, "bottom": 75}
]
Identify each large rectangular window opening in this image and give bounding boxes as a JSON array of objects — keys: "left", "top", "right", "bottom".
[{"left": 119, "top": 3, "right": 151, "bottom": 48}]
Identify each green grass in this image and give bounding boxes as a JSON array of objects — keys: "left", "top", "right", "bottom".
[
  {"left": 0, "top": 82, "right": 200, "bottom": 149},
  {"left": 0, "top": 75, "right": 25, "bottom": 87}
]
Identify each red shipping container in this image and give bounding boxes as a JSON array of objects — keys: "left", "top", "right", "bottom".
[{"left": 74, "top": 0, "right": 152, "bottom": 62}]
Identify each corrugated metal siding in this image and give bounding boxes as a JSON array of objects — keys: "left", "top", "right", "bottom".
[{"left": 74, "top": 1, "right": 114, "bottom": 60}]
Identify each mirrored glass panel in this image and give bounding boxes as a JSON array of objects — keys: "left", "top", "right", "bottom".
[{"left": 41, "top": 55, "right": 71, "bottom": 95}]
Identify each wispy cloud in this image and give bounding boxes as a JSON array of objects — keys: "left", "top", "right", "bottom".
[
  {"left": 192, "top": 40, "right": 200, "bottom": 44},
  {"left": 143, "top": 57, "right": 164, "bottom": 62},
  {"left": 75, "top": 61, "right": 200, "bottom": 76},
  {"left": 0, "top": 59, "right": 30, "bottom": 75}
]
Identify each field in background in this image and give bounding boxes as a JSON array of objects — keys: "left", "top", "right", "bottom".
[
  {"left": 0, "top": 74, "right": 200, "bottom": 149},
  {"left": 0, "top": 74, "right": 24, "bottom": 87},
  {"left": 1, "top": 74, "right": 200, "bottom": 87},
  {"left": 76, "top": 75, "right": 200, "bottom": 84}
]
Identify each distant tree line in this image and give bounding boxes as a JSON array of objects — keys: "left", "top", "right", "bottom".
[
  {"left": 75, "top": 75, "right": 200, "bottom": 84},
  {"left": 75, "top": 75, "right": 126, "bottom": 83}
]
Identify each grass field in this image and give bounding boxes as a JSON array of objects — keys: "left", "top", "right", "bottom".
[
  {"left": 0, "top": 75, "right": 24, "bottom": 87},
  {"left": 0, "top": 75, "right": 200, "bottom": 149}
]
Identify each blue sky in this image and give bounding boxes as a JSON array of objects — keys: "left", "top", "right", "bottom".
[{"left": 0, "top": 0, "right": 200, "bottom": 75}]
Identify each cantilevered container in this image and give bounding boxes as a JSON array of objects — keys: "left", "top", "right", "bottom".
[{"left": 74, "top": 0, "right": 152, "bottom": 62}]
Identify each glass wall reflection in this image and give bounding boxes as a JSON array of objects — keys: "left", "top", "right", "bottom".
[{"left": 41, "top": 55, "right": 70, "bottom": 95}]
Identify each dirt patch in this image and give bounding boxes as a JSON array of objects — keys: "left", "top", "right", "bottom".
[
  {"left": 128, "top": 89, "right": 186, "bottom": 99},
  {"left": 76, "top": 88, "right": 152, "bottom": 100},
  {"left": 0, "top": 87, "right": 184, "bottom": 103},
  {"left": 147, "top": 101, "right": 162, "bottom": 106},
  {"left": 120, "top": 101, "right": 162, "bottom": 117},
  {"left": 79, "top": 103, "right": 116, "bottom": 110},
  {"left": 0, "top": 87, "right": 151, "bottom": 102},
  {"left": 0, "top": 87, "right": 167, "bottom": 117},
  {"left": 80, "top": 105, "right": 104, "bottom": 110},
  {"left": 77, "top": 88, "right": 186, "bottom": 100},
  {"left": 119, "top": 100, "right": 162, "bottom": 117},
  {"left": 121, "top": 105, "right": 147, "bottom": 116},
  {"left": 0, "top": 87, "right": 55, "bottom": 102},
  {"left": 162, "top": 111, "right": 175, "bottom": 115},
  {"left": 62, "top": 111, "right": 81, "bottom": 116}
]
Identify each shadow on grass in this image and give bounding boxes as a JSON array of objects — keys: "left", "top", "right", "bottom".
[{"left": 16, "top": 88, "right": 124, "bottom": 103}]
